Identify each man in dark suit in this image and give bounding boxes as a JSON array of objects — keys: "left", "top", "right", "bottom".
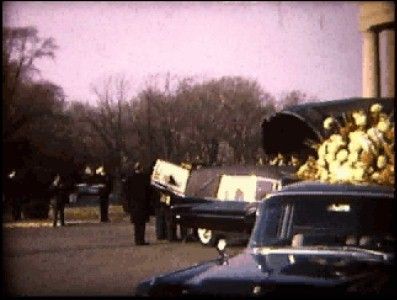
[
  {"left": 126, "top": 163, "right": 151, "bottom": 245},
  {"left": 4, "top": 169, "right": 24, "bottom": 221},
  {"left": 148, "top": 161, "right": 166, "bottom": 240},
  {"left": 99, "top": 171, "right": 112, "bottom": 223},
  {"left": 163, "top": 193, "right": 178, "bottom": 242},
  {"left": 154, "top": 189, "right": 167, "bottom": 240},
  {"left": 51, "top": 174, "right": 72, "bottom": 227}
]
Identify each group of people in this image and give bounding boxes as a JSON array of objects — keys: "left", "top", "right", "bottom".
[
  {"left": 50, "top": 170, "right": 112, "bottom": 227},
  {"left": 4, "top": 163, "right": 189, "bottom": 246}
]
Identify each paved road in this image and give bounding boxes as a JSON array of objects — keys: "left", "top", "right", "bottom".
[{"left": 3, "top": 218, "right": 244, "bottom": 296}]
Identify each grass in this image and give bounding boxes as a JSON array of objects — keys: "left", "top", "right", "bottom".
[
  {"left": 64, "top": 204, "right": 127, "bottom": 221},
  {"left": 3, "top": 204, "right": 128, "bottom": 224}
]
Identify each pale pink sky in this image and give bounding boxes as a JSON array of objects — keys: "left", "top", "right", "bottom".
[{"left": 3, "top": 1, "right": 362, "bottom": 103}]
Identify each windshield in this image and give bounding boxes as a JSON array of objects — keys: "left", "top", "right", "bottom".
[{"left": 249, "top": 194, "right": 395, "bottom": 253}]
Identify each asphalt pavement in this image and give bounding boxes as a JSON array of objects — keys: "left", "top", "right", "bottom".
[{"left": 2, "top": 218, "right": 244, "bottom": 296}]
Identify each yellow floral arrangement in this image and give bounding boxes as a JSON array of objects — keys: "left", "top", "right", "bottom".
[{"left": 296, "top": 103, "right": 394, "bottom": 186}]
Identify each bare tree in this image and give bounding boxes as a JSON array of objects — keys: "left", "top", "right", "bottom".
[
  {"left": 85, "top": 75, "right": 133, "bottom": 197},
  {"left": 277, "top": 90, "right": 317, "bottom": 111},
  {"left": 3, "top": 26, "right": 59, "bottom": 141}
]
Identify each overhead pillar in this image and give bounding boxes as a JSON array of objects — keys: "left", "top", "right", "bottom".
[{"left": 362, "top": 30, "right": 380, "bottom": 98}]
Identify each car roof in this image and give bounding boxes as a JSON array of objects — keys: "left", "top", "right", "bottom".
[
  {"left": 261, "top": 97, "right": 394, "bottom": 157},
  {"left": 185, "top": 165, "right": 296, "bottom": 197},
  {"left": 266, "top": 180, "right": 395, "bottom": 198}
]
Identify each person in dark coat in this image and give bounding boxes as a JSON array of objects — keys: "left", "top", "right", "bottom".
[
  {"left": 4, "top": 170, "right": 24, "bottom": 221},
  {"left": 98, "top": 170, "right": 112, "bottom": 223},
  {"left": 163, "top": 193, "right": 178, "bottom": 242},
  {"left": 126, "top": 163, "right": 151, "bottom": 245},
  {"left": 153, "top": 189, "right": 167, "bottom": 240},
  {"left": 51, "top": 174, "right": 72, "bottom": 227},
  {"left": 149, "top": 160, "right": 166, "bottom": 240}
]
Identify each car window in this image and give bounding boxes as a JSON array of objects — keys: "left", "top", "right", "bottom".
[
  {"left": 251, "top": 203, "right": 293, "bottom": 246},
  {"left": 256, "top": 180, "right": 275, "bottom": 200},
  {"left": 216, "top": 175, "right": 257, "bottom": 202},
  {"left": 251, "top": 195, "right": 394, "bottom": 250},
  {"left": 292, "top": 201, "right": 359, "bottom": 233}
]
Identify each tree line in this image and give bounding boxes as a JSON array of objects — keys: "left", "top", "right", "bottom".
[{"left": 3, "top": 26, "right": 314, "bottom": 198}]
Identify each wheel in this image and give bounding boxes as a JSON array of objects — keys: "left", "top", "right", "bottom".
[{"left": 197, "top": 228, "right": 217, "bottom": 246}]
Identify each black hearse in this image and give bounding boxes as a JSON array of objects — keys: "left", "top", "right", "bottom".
[{"left": 151, "top": 160, "right": 298, "bottom": 245}]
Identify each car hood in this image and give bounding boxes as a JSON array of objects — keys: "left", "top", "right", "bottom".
[{"left": 136, "top": 248, "right": 394, "bottom": 296}]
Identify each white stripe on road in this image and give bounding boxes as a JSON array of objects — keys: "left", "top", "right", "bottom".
[
  {"left": 3, "top": 220, "right": 157, "bottom": 228},
  {"left": 3, "top": 220, "right": 101, "bottom": 228}
]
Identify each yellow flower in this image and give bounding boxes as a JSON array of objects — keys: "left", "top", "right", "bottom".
[
  {"left": 297, "top": 164, "right": 309, "bottom": 177},
  {"left": 354, "top": 162, "right": 367, "bottom": 176},
  {"left": 327, "top": 134, "right": 346, "bottom": 155},
  {"left": 377, "top": 156, "right": 387, "bottom": 169},
  {"left": 318, "top": 169, "right": 329, "bottom": 181},
  {"left": 371, "top": 172, "right": 380, "bottom": 181},
  {"left": 329, "top": 161, "right": 341, "bottom": 174},
  {"left": 352, "top": 167, "right": 365, "bottom": 182},
  {"left": 347, "top": 151, "right": 359, "bottom": 164},
  {"left": 317, "top": 158, "right": 326, "bottom": 167},
  {"left": 348, "top": 141, "right": 361, "bottom": 153},
  {"left": 323, "top": 117, "right": 335, "bottom": 130},
  {"left": 366, "top": 127, "right": 384, "bottom": 145},
  {"left": 325, "top": 153, "right": 335, "bottom": 164},
  {"left": 352, "top": 111, "right": 367, "bottom": 127},
  {"left": 336, "top": 149, "right": 348, "bottom": 162},
  {"left": 333, "top": 163, "right": 351, "bottom": 182},
  {"left": 348, "top": 131, "right": 374, "bottom": 153},
  {"left": 370, "top": 103, "right": 383, "bottom": 113},
  {"left": 329, "top": 134, "right": 344, "bottom": 143},
  {"left": 318, "top": 143, "right": 327, "bottom": 159},
  {"left": 377, "top": 117, "right": 391, "bottom": 133}
]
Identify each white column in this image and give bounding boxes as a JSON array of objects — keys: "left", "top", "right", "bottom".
[
  {"left": 380, "top": 29, "right": 395, "bottom": 98},
  {"left": 362, "top": 30, "right": 380, "bottom": 98}
]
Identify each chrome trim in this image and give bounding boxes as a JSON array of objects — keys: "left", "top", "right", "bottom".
[
  {"left": 251, "top": 247, "right": 393, "bottom": 261},
  {"left": 265, "top": 191, "right": 394, "bottom": 200}
]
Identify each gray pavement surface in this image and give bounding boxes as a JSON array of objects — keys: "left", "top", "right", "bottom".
[{"left": 2, "top": 218, "right": 244, "bottom": 296}]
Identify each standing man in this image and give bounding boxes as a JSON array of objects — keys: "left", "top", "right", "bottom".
[
  {"left": 98, "top": 167, "right": 112, "bottom": 223},
  {"left": 163, "top": 193, "right": 177, "bottom": 242},
  {"left": 5, "top": 169, "right": 24, "bottom": 221},
  {"left": 153, "top": 189, "right": 167, "bottom": 240},
  {"left": 149, "top": 160, "right": 166, "bottom": 240},
  {"left": 126, "top": 163, "right": 151, "bottom": 245},
  {"left": 51, "top": 173, "right": 71, "bottom": 227}
]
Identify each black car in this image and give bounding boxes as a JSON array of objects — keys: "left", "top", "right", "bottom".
[
  {"left": 176, "top": 164, "right": 299, "bottom": 246},
  {"left": 135, "top": 181, "right": 395, "bottom": 296},
  {"left": 151, "top": 161, "right": 298, "bottom": 245}
]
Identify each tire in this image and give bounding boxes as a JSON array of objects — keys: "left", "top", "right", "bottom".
[{"left": 197, "top": 228, "right": 217, "bottom": 246}]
